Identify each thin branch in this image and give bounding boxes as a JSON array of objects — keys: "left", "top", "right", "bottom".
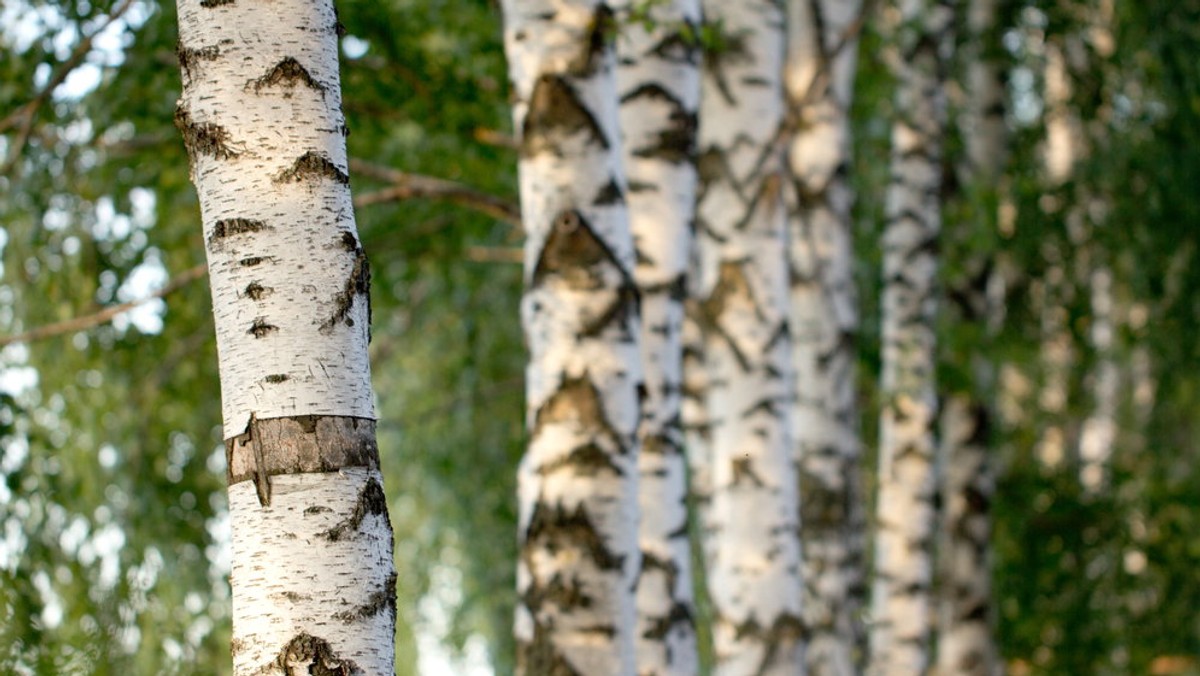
[
  {"left": 464, "top": 246, "right": 523, "bottom": 264},
  {"left": 350, "top": 158, "right": 522, "bottom": 229},
  {"left": 0, "top": 263, "right": 207, "bottom": 348},
  {"left": 1, "top": 0, "right": 137, "bottom": 173}
]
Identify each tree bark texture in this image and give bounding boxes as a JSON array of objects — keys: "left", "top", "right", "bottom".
[
  {"left": 175, "top": 0, "right": 395, "bottom": 673},
  {"left": 784, "top": 1, "right": 867, "bottom": 673},
  {"left": 934, "top": 1, "right": 1005, "bottom": 672},
  {"left": 694, "top": 1, "right": 805, "bottom": 673},
  {"left": 502, "top": 1, "right": 643, "bottom": 673},
  {"left": 868, "top": 1, "right": 954, "bottom": 675},
  {"left": 614, "top": 0, "right": 703, "bottom": 672}
]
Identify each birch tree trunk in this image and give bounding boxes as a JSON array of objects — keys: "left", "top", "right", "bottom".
[
  {"left": 784, "top": 1, "right": 867, "bottom": 672},
  {"left": 175, "top": 1, "right": 396, "bottom": 673},
  {"left": 934, "top": 0, "right": 1005, "bottom": 673},
  {"left": 694, "top": 1, "right": 805, "bottom": 672},
  {"left": 613, "top": 1, "right": 703, "bottom": 672},
  {"left": 501, "top": 1, "right": 643, "bottom": 673},
  {"left": 868, "top": 1, "right": 954, "bottom": 674}
]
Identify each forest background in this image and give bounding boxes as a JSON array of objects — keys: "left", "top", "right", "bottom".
[{"left": 0, "top": 0, "right": 1198, "bottom": 673}]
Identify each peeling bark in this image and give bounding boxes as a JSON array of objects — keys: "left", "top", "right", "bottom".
[
  {"left": 694, "top": 1, "right": 805, "bottom": 673},
  {"left": 784, "top": 1, "right": 867, "bottom": 673},
  {"left": 867, "top": 1, "right": 955, "bottom": 675},
  {"left": 503, "top": 1, "right": 643, "bottom": 673},
  {"left": 175, "top": 0, "right": 395, "bottom": 672},
  {"left": 613, "top": 0, "right": 703, "bottom": 671}
]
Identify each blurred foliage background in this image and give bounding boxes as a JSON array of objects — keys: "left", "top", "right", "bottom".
[{"left": 0, "top": 0, "right": 1197, "bottom": 673}]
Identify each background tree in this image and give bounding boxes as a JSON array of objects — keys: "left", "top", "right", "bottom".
[{"left": 784, "top": 1, "right": 868, "bottom": 672}]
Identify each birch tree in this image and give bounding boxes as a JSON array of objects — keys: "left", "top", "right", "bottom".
[
  {"left": 501, "top": 0, "right": 643, "bottom": 672},
  {"left": 693, "top": 0, "right": 804, "bottom": 672},
  {"left": 868, "top": 0, "right": 954, "bottom": 674},
  {"left": 784, "top": 1, "right": 867, "bottom": 672},
  {"left": 174, "top": 0, "right": 396, "bottom": 672},
  {"left": 935, "top": 0, "right": 1007, "bottom": 672},
  {"left": 614, "top": 0, "right": 703, "bottom": 672}
]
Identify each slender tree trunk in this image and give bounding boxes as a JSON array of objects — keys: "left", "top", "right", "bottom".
[
  {"left": 784, "top": 1, "right": 867, "bottom": 673},
  {"left": 868, "top": 1, "right": 954, "bottom": 674},
  {"left": 934, "top": 0, "right": 1005, "bottom": 673},
  {"left": 613, "top": 1, "right": 703, "bottom": 672},
  {"left": 175, "top": 1, "right": 396, "bottom": 673},
  {"left": 694, "top": 1, "right": 805, "bottom": 672},
  {"left": 501, "top": 1, "right": 643, "bottom": 673}
]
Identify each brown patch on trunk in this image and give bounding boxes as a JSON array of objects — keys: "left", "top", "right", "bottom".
[
  {"left": 534, "top": 377, "right": 627, "bottom": 455},
  {"left": 318, "top": 476, "right": 389, "bottom": 541},
  {"left": 333, "top": 572, "right": 397, "bottom": 624},
  {"left": 250, "top": 57, "right": 326, "bottom": 94},
  {"left": 319, "top": 248, "right": 370, "bottom": 334},
  {"left": 274, "top": 633, "right": 363, "bottom": 675},
  {"left": 276, "top": 151, "right": 350, "bottom": 185},
  {"left": 248, "top": 318, "right": 279, "bottom": 338},
  {"left": 565, "top": 4, "right": 616, "bottom": 76},
  {"left": 209, "top": 218, "right": 268, "bottom": 247},
  {"left": 174, "top": 106, "right": 239, "bottom": 160},
  {"left": 176, "top": 42, "right": 220, "bottom": 81},
  {"left": 522, "top": 75, "right": 609, "bottom": 157},
  {"left": 524, "top": 501, "right": 623, "bottom": 571},
  {"left": 243, "top": 282, "right": 272, "bottom": 300},
  {"left": 619, "top": 84, "right": 696, "bottom": 164},
  {"left": 226, "top": 416, "right": 381, "bottom": 487},
  {"left": 520, "top": 624, "right": 583, "bottom": 676}
]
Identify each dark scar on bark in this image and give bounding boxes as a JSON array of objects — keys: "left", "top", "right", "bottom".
[
  {"left": 249, "top": 56, "right": 326, "bottom": 94},
  {"left": 332, "top": 572, "right": 397, "bottom": 624},
  {"left": 304, "top": 505, "right": 333, "bottom": 515},
  {"left": 209, "top": 218, "right": 267, "bottom": 246},
  {"left": 592, "top": 178, "right": 623, "bottom": 206},
  {"left": 174, "top": 106, "right": 239, "bottom": 160},
  {"left": 273, "top": 633, "right": 363, "bottom": 676},
  {"left": 522, "top": 75, "right": 609, "bottom": 156},
  {"left": 524, "top": 501, "right": 623, "bottom": 570},
  {"left": 264, "top": 374, "right": 289, "bottom": 384},
  {"left": 565, "top": 4, "right": 616, "bottom": 76},
  {"left": 318, "top": 477, "right": 388, "bottom": 541},
  {"left": 320, "top": 248, "right": 370, "bottom": 334},
  {"left": 199, "top": 0, "right": 234, "bottom": 7},
  {"left": 176, "top": 42, "right": 220, "bottom": 80},
  {"left": 521, "top": 622, "right": 584, "bottom": 676},
  {"left": 248, "top": 318, "right": 279, "bottom": 338},
  {"left": 276, "top": 151, "right": 349, "bottom": 185},
  {"left": 244, "top": 282, "right": 272, "bottom": 300}
]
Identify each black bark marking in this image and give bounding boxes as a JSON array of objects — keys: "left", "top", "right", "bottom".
[
  {"left": 273, "top": 633, "right": 363, "bottom": 676},
  {"left": 209, "top": 218, "right": 268, "bottom": 247},
  {"left": 521, "top": 622, "right": 583, "bottom": 676},
  {"left": 319, "top": 247, "right": 371, "bottom": 334},
  {"left": 250, "top": 57, "right": 326, "bottom": 94},
  {"left": 264, "top": 374, "right": 289, "bottom": 384},
  {"left": 333, "top": 572, "right": 397, "bottom": 624},
  {"left": 248, "top": 318, "right": 279, "bottom": 338},
  {"left": 534, "top": 377, "right": 627, "bottom": 457},
  {"left": 304, "top": 505, "right": 333, "bottom": 515},
  {"left": 174, "top": 106, "right": 239, "bottom": 160},
  {"left": 276, "top": 151, "right": 349, "bottom": 185},
  {"left": 536, "top": 442, "right": 623, "bottom": 477},
  {"left": 620, "top": 84, "right": 696, "bottom": 163},
  {"left": 339, "top": 231, "right": 359, "bottom": 252},
  {"left": 592, "top": 178, "right": 623, "bottom": 206},
  {"left": 533, "top": 209, "right": 630, "bottom": 293},
  {"left": 176, "top": 42, "right": 220, "bottom": 81},
  {"left": 566, "top": 4, "right": 616, "bottom": 76},
  {"left": 199, "top": 0, "right": 233, "bottom": 7},
  {"left": 731, "top": 456, "right": 766, "bottom": 487},
  {"left": 729, "top": 614, "right": 806, "bottom": 672},
  {"left": 239, "top": 256, "right": 273, "bottom": 267},
  {"left": 525, "top": 501, "right": 623, "bottom": 571},
  {"left": 319, "top": 477, "right": 388, "bottom": 542},
  {"left": 244, "top": 281, "right": 272, "bottom": 300},
  {"left": 522, "top": 76, "right": 609, "bottom": 157}
]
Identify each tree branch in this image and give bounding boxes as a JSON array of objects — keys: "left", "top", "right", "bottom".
[
  {"left": 350, "top": 158, "right": 521, "bottom": 229},
  {"left": 0, "top": 263, "right": 207, "bottom": 348},
  {"left": 1, "top": 0, "right": 137, "bottom": 173}
]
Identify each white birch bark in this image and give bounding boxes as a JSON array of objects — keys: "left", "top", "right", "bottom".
[
  {"left": 175, "top": 0, "right": 395, "bottom": 672},
  {"left": 695, "top": 1, "right": 805, "bottom": 672},
  {"left": 934, "top": 1, "right": 1004, "bottom": 673},
  {"left": 613, "top": 1, "right": 703, "bottom": 672},
  {"left": 501, "top": 1, "right": 642, "bottom": 673},
  {"left": 784, "top": 2, "right": 867, "bottom": 673},
  {"left": 868, "top": 1, "right": 954, "bottom": 674}
]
